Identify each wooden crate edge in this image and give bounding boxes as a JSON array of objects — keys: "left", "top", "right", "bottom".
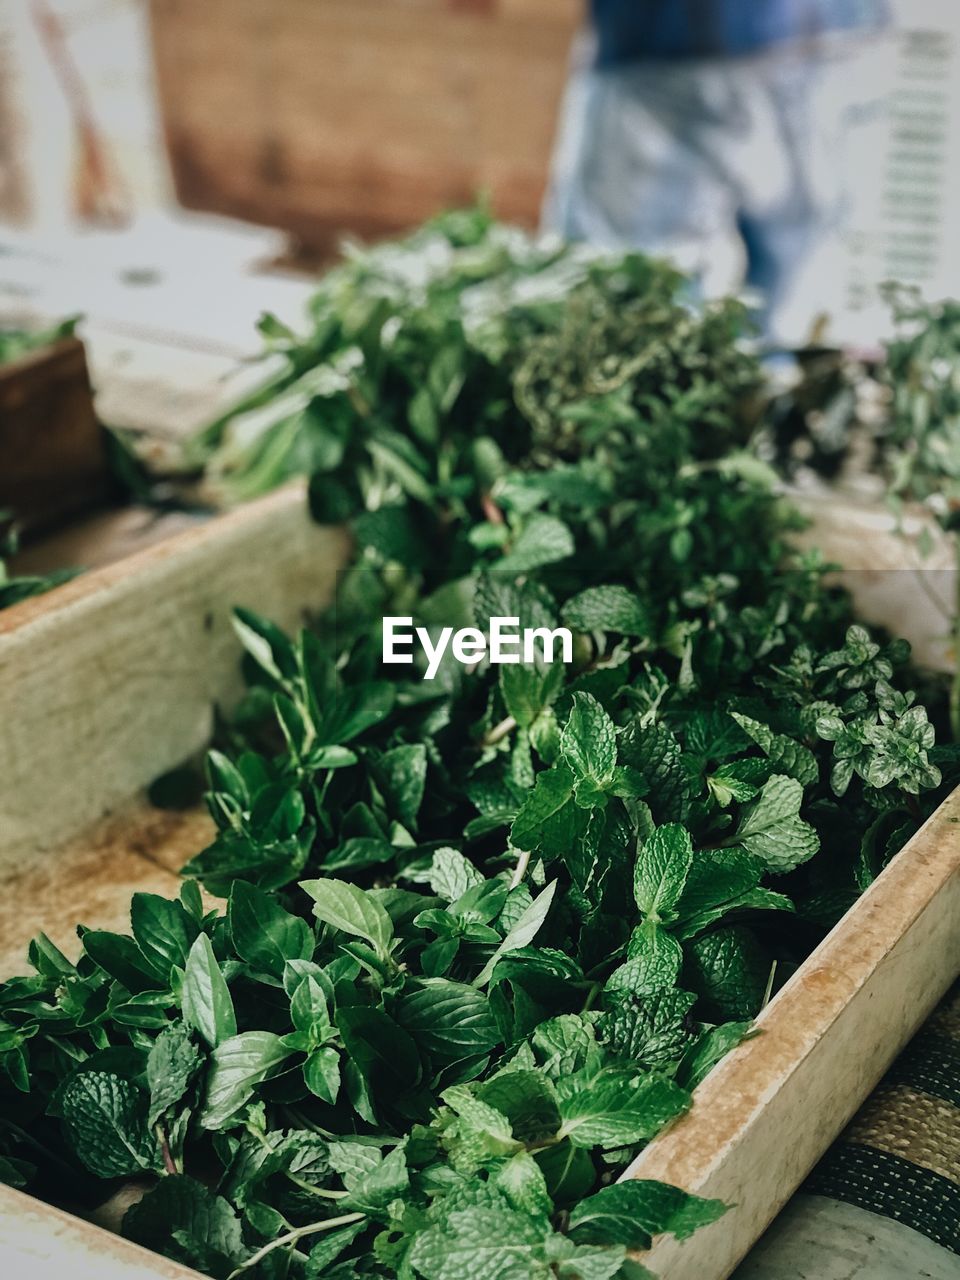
[{"left": 626, "top": 784, "right": 960, "bottom": 1279}]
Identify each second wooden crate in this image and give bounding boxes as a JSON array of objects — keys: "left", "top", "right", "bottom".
[{"left": 149, "top": 0, "right": 580, "bottom": 247}]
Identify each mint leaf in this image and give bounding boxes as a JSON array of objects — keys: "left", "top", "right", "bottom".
[
  {"left": 600, "top": 989, "right": 699, "bottom": 1069},
  {"left": 675, "top": 847, "right": 763, "bottom": 922},
  {"left": 397, "top": 979, "right": 500, "bottom": 1062},
  {"left": 607, "top": 921, "right": 682, "bottom": 994},
  {"left": 182, "top": 933, "right": 237, "bottom": 1049},
  {"left": 531, "top": 1016, "right": 601, "bottom": 1080},
  {"left": 477, "top": 1069, "right": 562, "bottom": 1144},
  {"left": 304, "top": 1047, "right": 341, "bottom": 1104},
  {"left": 497, "top": 515, "right": 574, "bottom": 572},
  {"left": 568, "top": 1179, "right": 726, "bottom": 1249},
  {"left": 424, "top": 847, "right": 485, "bottom": 901},
  {"left": 557, "top": 1066, "right": 689, "bottom": 1149},
  {"left": 500, "top": 659, "right": 563, "bottom": 730},
  {"left": 562, "top": 585, "right": 648, "bottom": 636},
  {"left": 561, "top": 694, "right": 617, "bottom": 792},
  {"left": 730, "top": 712, "right": 818, "bottom": 786},
  {"left": 408, "top": 1203, "right": 552, "bottom": 1280},
  {"left": 147, "top": 1023, "right": 202, "bottom": 1127},
  {"left": 731, "top": 775, "right": 820, "bottom": 872},
  {"left": 305, "top": 1222, "right": 365, "bottom": 1275},
  {"left": 228, "top": 880, "right": 314, "bottom": 978},
  {"left": 510, "top": 764, "right": 576, "bottom": 853},
  {"left": 376, "top": 743, "right": 428, "bottom": 829},
  {"left": 123, "top": 1175, "right": 246, "bottom": 1276},
  {"left": 130, "top": 893, "right": 199, "bottom": 983},
  {"left": 634, "top": 824, "right": 693, "bottom": 923},
  {"left": 201, "top": 1032, "right": 292, "bottom": 1130},
  {"left": 337, "top": 1005, "right": 422, "bottom": 1095},
  {"left": 685, "top": 926, "right": 770, "bottom": 1021},
  {"left": 473, "top": 882, "right": 557, "bottom": 987},
  {"left": 290, "top": 974, "right": 333, "bottom": 1042},
  {"left": 61, "top": 1071, "right": 159, "bottom": 1177},
  {"left": 497, "top": 1151, "right": 554, "bottom": 1218},
  {"left": 301, "top": 878, "right": 394, "bottom": 956},
  {"left": 340, "top": 1145, "right": 409, "bottom": 1217},
  {"left": 677, "top": 1021, "right": 755, "bottom": 1091}
]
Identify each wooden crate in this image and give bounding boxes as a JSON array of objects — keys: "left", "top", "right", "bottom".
[
  {"left": 0, "top": 482, "right": 957, "bottom": 1279},
  {"left": 0, "top": 484, "right": 351, "bottom": 964},
  {"left": 0, "top": 337, "right": 111, "bottom": 531},
  {"left": 148, "top": 0, "right": 580, "bottom": 247}
]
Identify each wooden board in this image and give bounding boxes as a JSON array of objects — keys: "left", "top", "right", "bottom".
[
  {"left": 9, "top": 505, "right": 208, "bottom": 579},
  {"left": 0, "top": 337, "right": 111, "bottom": 531},
  {"left": 0, "top": 484, "right": 351, "bottom": 869},
  {"left": 627, "top": 784, "right": 960, "bottom": 1280},
  {"left": 149, "top": 0, "right": 579, "bottom": 246},
  {"left": 0, "top": 1181, "right": 202, "bottom": 1280},
  {"left": 0, "top": 801, "right": 213, "bottom": 978},
  {"left": 792, "top": 490, "right": 956, "bottom": 674}
]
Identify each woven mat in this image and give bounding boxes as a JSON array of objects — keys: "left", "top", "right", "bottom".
[{"left": 805, "top": 983, "right": 960, "bottom": 1253}]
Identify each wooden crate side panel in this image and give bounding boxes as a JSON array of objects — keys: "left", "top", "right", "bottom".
[
  {"left": 0, "top": 1182, "right": 202, "bottom": 1280},
  {"left": 792, "top": 491, "right": 956, "bottom": 674},
  {"left": 149, "top": 0, "right": 579, "bottom": 239},
  {"left": 0, "top": 338, "right": 110, "bottom": 529},
  {"left": 0, "top": 804, "right": 214, "bottom": 976},
  {"left": 0, "top": 487, "right": 351, "bottom": 868},
  {"left": 628, "top": 785, "right": 960, "bottom": 1280}
]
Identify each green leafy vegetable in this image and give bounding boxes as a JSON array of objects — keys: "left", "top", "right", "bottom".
[{"left": 1, "top": 214, "right": 956, "bottom": 1280}]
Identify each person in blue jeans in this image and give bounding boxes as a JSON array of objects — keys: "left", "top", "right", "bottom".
[{"left": 544, "top": 1, "right": 891, "bottom": 343}]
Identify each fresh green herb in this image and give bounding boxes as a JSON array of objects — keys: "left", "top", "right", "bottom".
[
  {"left": 761, "top": 287, "right": 960, "bottom": 736},
  {"left": 0, "top": 219, "right": 956, "bottom": 1280},
  {"left": 881, "top": 287, "right": 960, "bottom": 737}
]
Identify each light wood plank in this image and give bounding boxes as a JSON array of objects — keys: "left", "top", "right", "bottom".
[
  {"left": 0, "top": 1182, "right": 202, "bottom": 1280},
  {"left": 792, "top": 490, "right": 956, "bottom": 673},
  {"left": 0, "top": 802, "right": 214, "bottom": 977},
  {"left": 0, "top": 485, "right": 351, "bottom": 869}
]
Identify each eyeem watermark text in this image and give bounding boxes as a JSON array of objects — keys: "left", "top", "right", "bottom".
[{"left": 383, "top": 616, "right": 573, "bottom": 680}]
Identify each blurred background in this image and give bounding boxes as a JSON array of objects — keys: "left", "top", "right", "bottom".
[
  {"left": 1, "top": 0, "right": 959, "bottom": 488},
  {"left": 2, "top": 3, "right": 958, "bottom": 330}
]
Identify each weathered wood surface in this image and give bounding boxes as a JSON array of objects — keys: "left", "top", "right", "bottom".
[
  {"left": 628, "top": 785, "right": 960, "bottom": 1280},
  {"left": 0, "top": 1181, "right": 203, "bottom": 1280},
  {"left": 10, "top": 505, "right": 207, "bottom": 578},
  {"left": 149, "top": 0, "right": 579, "bottom": 245},
  {"left": 0, "top": 337, "right": 110, "bottom": 530},
  {"left": 0, "top": 802, "right": 213, "bottom": 977},
  {"left": 792, "top": 490, "right": 956, "bottom": 674},
  {"left": 0, "top": 484, "right": 351, "bottom": 869}
]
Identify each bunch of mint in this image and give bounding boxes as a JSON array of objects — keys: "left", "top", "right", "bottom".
[{"left": 0, "top": 217, "right": 956, "bottom": 1280}]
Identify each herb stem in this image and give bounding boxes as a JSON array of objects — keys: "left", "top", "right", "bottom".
[
  {"left": 759, "top": 960, "right": 778, "bottom": 1012},
  {"left": 285, "top": 1171, "right": 348, "bottom": 1200},
  {"left": 280, "top": 1107, "right": 339, "bottom": 1139},
  {"left": 581, "top": 980, "right": 602, "bottom": 1013},
  {"left": 224, "top": 1212, "right": 365, "bottom": 1279},
  {"left": 155, "top": 1124, "right": 179, "bottom": 1175},
  {"left": 483, "top": 715, "right": 517, "bottom": 747},
  {"left": 509, "top": 847, "right": 532, "bottom": 890}
]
